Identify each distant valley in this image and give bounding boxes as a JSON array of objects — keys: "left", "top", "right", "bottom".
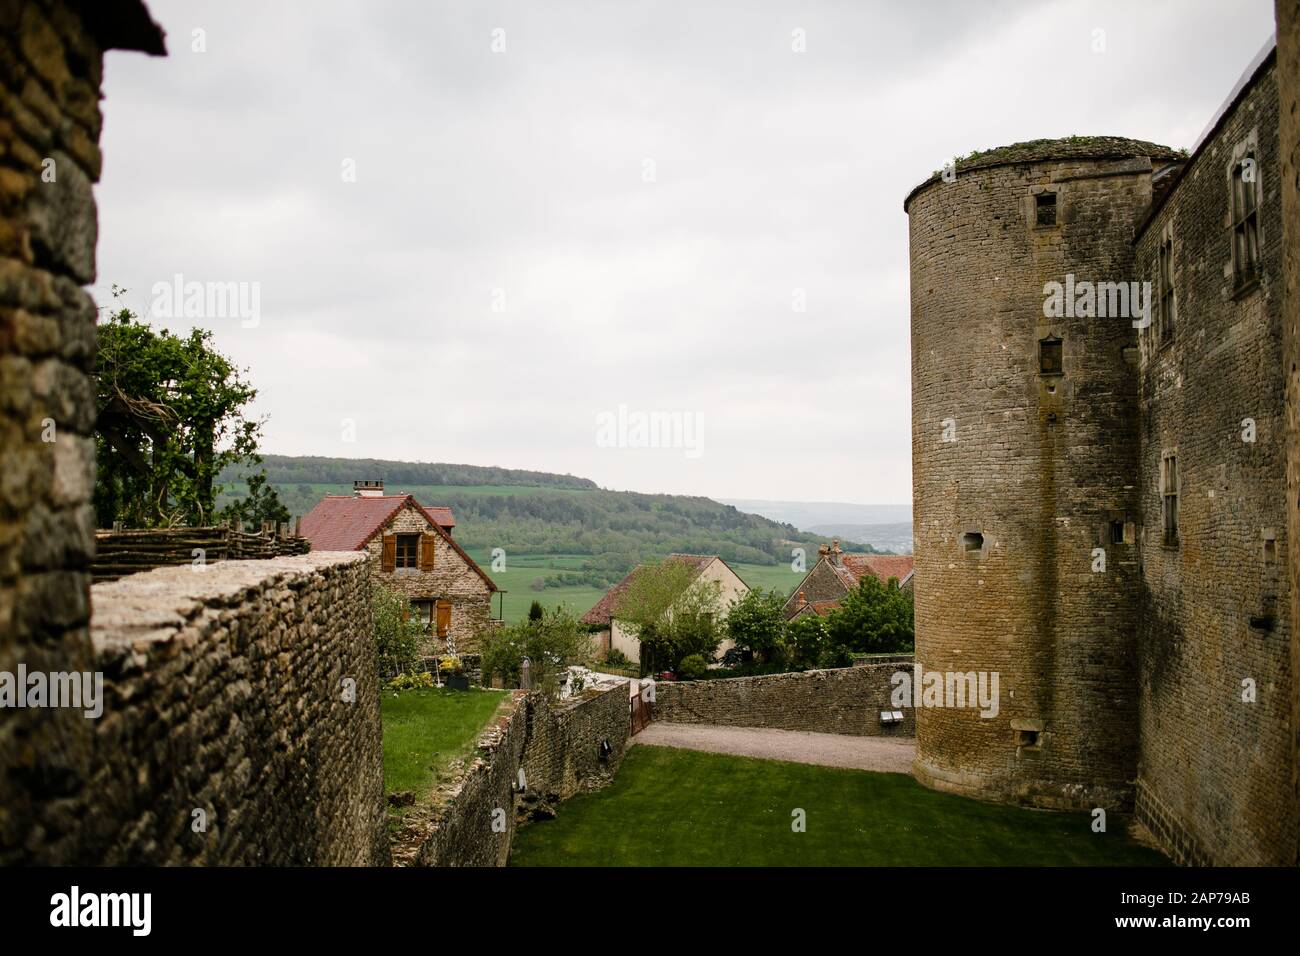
[{"left": 719, "top": 499, "right": 913, "bottom": 554}]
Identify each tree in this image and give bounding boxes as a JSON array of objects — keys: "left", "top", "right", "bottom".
[
  {"left": 373, "top": 586, "right": 423, "bottom": 680},
  {"left": 480, "top": 605, "right": 591, "bottom": 697},
  {"left": 785, "top": 613, "right": 829, "bottom": 670},
  {"left": 94, "top": 289, "right": 268, "bottom": 527},
  {"left": 723, "top": 588, "right": 788, "bottom": 667},
  {"left": 822, "top": 575, "right": 914, "bottom": 661},
  {"left": 217, "top": 469, "right": 289, "bottom": 527},
  {"left": 528, "top": 601, "right": 544, "bottom": 622},
  {"left": 616, "top": 558, "right": 722, "bottom": 674}
]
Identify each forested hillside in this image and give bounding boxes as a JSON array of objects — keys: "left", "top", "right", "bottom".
[
  {"left": 240, "top": 456, "right": 597, "bottom": 491},
  {"left": 216, "top": 456, "right": 882, "bottom": 592}
]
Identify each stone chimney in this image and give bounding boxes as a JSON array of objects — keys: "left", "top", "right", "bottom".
[
  {"left": 354, "top": 480, "right": 384, "bottom": 498},
  {"left": 796, "top": 590, "right": 807, "bottom": 609},
  {"left": 829, "top": 539, "right": 842, "bottom": 566}
]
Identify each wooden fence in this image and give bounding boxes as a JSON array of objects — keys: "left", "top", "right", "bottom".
[{"left": 92, "top": 520, "right": 311, "bottom": 583}]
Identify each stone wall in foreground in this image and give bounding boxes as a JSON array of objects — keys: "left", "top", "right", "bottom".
[
  {"left": 14, "top": 552, "right": 389, "bottom": 865},
  {"left": 654, "top": 663, "right": 916, "bottom": 737},
  {"left": 393, "top": 683, "right": 631, "bottom": 867},
  {"left": 0, "top": 0, "right": 163, "bottom": 865}
]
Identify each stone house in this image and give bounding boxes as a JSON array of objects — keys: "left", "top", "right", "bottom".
[
  {"left": 783, "top": 542, "right": 914, "bottom": 619},
  {"left": 300, "top": 481, "right": 499, "bottom": 653},
  {"left": 581, "top": 554, "right": 749, "bottom": 666}
]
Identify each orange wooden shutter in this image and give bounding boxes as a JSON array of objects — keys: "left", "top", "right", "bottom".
[
  {"left": 401, "top": 602, "right": 410, "bottom": 622},
  {"left": 381, "top": 534, "right": 396, "bottom": 571},
  {"left": 436, "top": 599, "right": 451, "bottom": 638},
  {"left": 420, "top": 534, "right": 436, "bottom": 571}
]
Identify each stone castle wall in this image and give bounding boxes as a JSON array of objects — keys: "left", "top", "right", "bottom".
[
  {"left": 1276, "top": 0, "right": 1300, "bottom": 869},
  {"left": 654, "top": 663, "right": 915, "bottom": 737},
  {"left": 1133, "top": 58, "right": 1296, "bottom": 866},
  {"left": 394, "top": 683, "right": 631, "bottom": 867},
  {"left": 16, "top": 552, "right": 389, "bottom": 865},
  {"left": 907, "top": 147, "right": 1167, "bottom": 809}
]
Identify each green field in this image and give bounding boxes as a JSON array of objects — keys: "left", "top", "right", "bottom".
[
  {"left": 509, "top": 746, "right": 1169, "bottom": 867},
  {"left": 469, "top": 552, "right": 809, "bottom": 625},
  {"left": 469, "top": 551, "right": 610, "bottom": 625}
]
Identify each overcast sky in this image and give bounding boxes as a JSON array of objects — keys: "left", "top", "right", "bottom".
[{"left": 92, "top": 0, "right": 1277, "bottom": 504}]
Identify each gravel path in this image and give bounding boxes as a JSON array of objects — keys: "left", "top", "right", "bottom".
[{"left": 632, "top": 723, "right": 916, "bottom": 774}]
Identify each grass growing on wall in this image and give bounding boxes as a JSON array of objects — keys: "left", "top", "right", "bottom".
[
  {"left": 380, "top": 687, "right": 507, "bottom": 796},
  {"left": 509, "top": 746, "right": 1169, "bottom": 867}
]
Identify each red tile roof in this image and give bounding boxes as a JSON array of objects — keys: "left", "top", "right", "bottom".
[
  {"left": 300, "top": 495, "right": 408, "bottom": 551},
  {"left": 422, "top": 506, "right": 456, "bottom": 530},
  {"left": 838, "top": 554, "right": 915, "bottom": 587},
  {"left": 788, "top": 598, "right": 842, "bottom": 620},
  {"left": 580, "top": 554, "right": 717, "bottom": 626},
  {"left": 300, "top": 494, "right": 496, "bottom": 592}
]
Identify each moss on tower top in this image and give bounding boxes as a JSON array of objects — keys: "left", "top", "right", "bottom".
[{"left": 905, "top": 135, "right": 1186, "bottom": 211}]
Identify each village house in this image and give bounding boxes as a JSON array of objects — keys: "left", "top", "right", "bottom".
[
  {"left": 300, "top": 481, "right": 499, "bottom": 653},
  {"left": 581, "top": 555, "right": 750, "bottom": 665},
  {"left": 784, "top": 541, "right": 914, "bottom": 620}
]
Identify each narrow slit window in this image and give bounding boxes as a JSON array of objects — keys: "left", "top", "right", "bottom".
[
  {"left": 1158, "top": 236, "right": 1175, "bottom": 344},
  {"left": 1039, "top": 336, "right": 1062, "bottom": 375},
  {"left": 1161, "top": 454, "right": 1179, "bottom": 547},
  {"left": 1035, "top": 192, "right": 1057, "bottom": 227},
  {"left": 1110, "top": 521, "right": 1125, "bottom": 545},
  {"left": 1231, "top": 154, "right": 1259, "bottom": 288}
]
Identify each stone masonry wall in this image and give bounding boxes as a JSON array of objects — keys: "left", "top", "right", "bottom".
[
  {"left": 654, "top": 663, "right": 916, "bottom": 737},
  {"left": 40, "top": 552, "right": 388, "bottom": 865},
  {"left": 1133, "top": 58, "right": 1297, "bottom": 866},
  {"left": 0, "top": 0, "right": 162, "bottom": 865},
  {"left": 394, "top": 683, "right": 631, "bottom": 866},
  {"left": 1276, "top": 0, "right": 1300, "bottom": 868},
  {"left": 361, "top": 502, "right": 493, "bottom": 654},
  {"left": 520, "top": 682, "right": 630, "bottom": 809},
  {"left": 907, "top": 144, "right": 1175, "bottom": 810}
]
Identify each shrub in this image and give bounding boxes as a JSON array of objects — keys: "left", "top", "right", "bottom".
[
  {"left": 676, "top": 654, "right": 709, "bottom": 680},
  {"left": 387, "top": 671, "right": 435, "bottom": 692},
  {"left": 604, "top": 648, "right": 633, "bottom": 670},
  {"left": 373, "top": 586, "right": 423, "bottom": 680},
  {"left": 480, "top": 605, "right": 591, "bottom": 698}
]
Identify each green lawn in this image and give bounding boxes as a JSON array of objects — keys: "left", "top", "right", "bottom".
[
  {"left": 509, "top": 746, "right": 1169, "bottom": 866},
  {"left": 380, "top": 687, "right": 507, "bottom": 795}
]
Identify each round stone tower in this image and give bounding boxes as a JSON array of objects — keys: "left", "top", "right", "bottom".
[{"left": 905, "top": 138, "right": 1183, "bottom": 810}]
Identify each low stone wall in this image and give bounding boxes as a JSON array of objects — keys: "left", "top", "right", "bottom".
[
  {"left": 418, "top": 652, "right": 482, "bottom": 686},
  {"left": 393, "top": 682, "right": 631, "bottom": 866},
  {"left": 654, "top": 662, "right": 916, "bottom": 737},
  {"left": 22, "top": 552, "right": 389, "bottom": 865},
  {"left": 521, "top": 683, "right": 630, "bottom": 809}
]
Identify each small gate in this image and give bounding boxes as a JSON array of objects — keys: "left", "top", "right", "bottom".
[{"left": 629, "top": 689, "right": 653, "bottom": 735}]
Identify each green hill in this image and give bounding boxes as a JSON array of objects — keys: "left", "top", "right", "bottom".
[{"left": 216, "top": 455, "right": 883, "bottom": 602}]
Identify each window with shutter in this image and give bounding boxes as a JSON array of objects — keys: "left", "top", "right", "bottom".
[
  {"left": 436, "top": 600, "right": 451, "bottom": 638},
  {"left": 381, "top": 534, "right": 396, "bottom": 571}
]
